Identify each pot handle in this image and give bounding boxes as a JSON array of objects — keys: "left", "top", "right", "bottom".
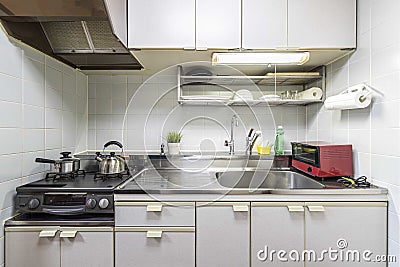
[
  {"left": 35, "top": 158, "right": 57, "bottom": 164},
  {"left": 104, "top": 141, "right": 123, "bottom": 149}
]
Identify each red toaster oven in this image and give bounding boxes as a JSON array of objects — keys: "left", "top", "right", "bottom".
[{"left": 291, "top": 142, "right": 353, "bottom": 178}]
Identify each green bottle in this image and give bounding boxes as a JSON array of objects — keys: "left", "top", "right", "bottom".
[{"left": 274, "top": 126, "right": 284, "bottom": 155}]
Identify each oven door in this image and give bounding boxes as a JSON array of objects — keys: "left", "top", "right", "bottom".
[
  {"left": 291, "top": 143, "right": 320, "bottom": 167},
  {"left": 41, "top": 193, "right": 87, "bottom": 215}
]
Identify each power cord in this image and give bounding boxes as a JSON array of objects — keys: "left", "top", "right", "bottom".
[{"left": 337, "top": 176, "right": 371, "bottom": 188}]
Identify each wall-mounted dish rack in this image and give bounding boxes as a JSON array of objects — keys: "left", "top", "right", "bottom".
[{"left": 177, "top": 65, "right": 326, "bottom": 106}]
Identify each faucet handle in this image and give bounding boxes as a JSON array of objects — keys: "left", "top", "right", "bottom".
[
  {"left": 160, "top": 143, "right": 165, "bottom": 155},
  {"left": 224, "top": 140, "right": 229, "bottom": 146}
]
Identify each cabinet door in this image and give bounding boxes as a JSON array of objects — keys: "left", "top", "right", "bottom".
[
  {"left": 60, "top": 227, "right": 113, "bottom": 267},
  {"left": 115, "top": 227, "right": 195, "bottom": 267},
  {"left": 196, "top": 0, "right": 241, "bottom": 49},
  {"left": 242, "top": 0, "right": 287, "bottom": 49},
  {"left": 288, "top": 0, "right": 356, "bottom": 48},
  {"left": 128, "top": 0, "right": 195, "bottom": 49},
  {"left": 305, "top": 202, "right": 387, "bottom": 267},
  {"left": 251, "top": 202, "right": 304, "bottom": 267},
  {"left": 5, "top": 227, "right": 60, "bottom": 267},
  {"left": 197, "top": 202, "right": 250, "bottom": 267}
]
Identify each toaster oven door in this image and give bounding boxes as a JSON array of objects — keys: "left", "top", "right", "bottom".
[{"left": 291, "top": 143, "right": 320, "bottom": 167}]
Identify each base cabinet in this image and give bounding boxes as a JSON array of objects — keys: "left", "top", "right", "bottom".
[
  {"left": 115, "top": 227, "right": 195, "bottom": 267},
  {"left": 251, "top": 202, "right": 387, "bottom": 267},
  {"left": 196, "top": 202, "right": 250, "bottom": 267},
  {"left": 251, "top": 202, "right": 304, "bottom": 267},
  {"left": 305, "top": 202, "right": 387, "bottom": 267},
  {"left": 5, "top": 227, "right": 113, "bottom": 267},
  {"left": 5, "top": 227, "right": 60, "bottom": 267}
]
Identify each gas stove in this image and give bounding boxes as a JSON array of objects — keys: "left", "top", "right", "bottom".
[{"left": 16, "top": 171, "right": 131, "bottom": 216}]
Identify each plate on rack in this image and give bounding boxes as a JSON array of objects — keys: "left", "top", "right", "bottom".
[
  {"left": 180, "top": 95, "right": 232, "bottom": 101},
  {"left": 259, "top": 94, "right": 281, "bottom": 101}
]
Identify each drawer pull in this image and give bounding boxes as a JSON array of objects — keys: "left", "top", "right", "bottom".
[
  {"left": 147, "top": 204, "right": 163, "bottom": 212},
  {"left": 287, "top": 206, "right": 305, "bottom": 212},
  {"left": 60, "top": 230, "right": 77, "bottom": 238},
  {"left": 147, "top": 230, "right": 163, "bottom": 238},
  {"left": 307, "top": 206, "right": 325, "bottom": 212},
  {"left": 232, "top": 204, "right": 249, "bottom": 212},
  {"left": 39, "top": 229, "right": 58, "bottom": 238}
]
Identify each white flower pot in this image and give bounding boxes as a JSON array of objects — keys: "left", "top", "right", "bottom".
[{"left": 167, "top": 143, "right": 180, "bottom": 155}]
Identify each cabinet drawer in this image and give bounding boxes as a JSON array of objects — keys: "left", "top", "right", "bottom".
[
  {"left": 115, "top": 227, "right": 195, "bottom": 267},
  {"left": 115, "top": 201, "right": 195, "bottom": 226}
]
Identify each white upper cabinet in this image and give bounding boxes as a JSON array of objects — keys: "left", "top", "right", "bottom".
[
  {"left": 288, "top": 0, "right": 356, "bottom": 49},
  {"left": 127, "top": 0, "right": 356, "bottom": 50},
  {"left": 242, "top": 0, "right": 287, "bottom": 49},
  {"left": 128, "top": 0, "right": 195, "bottom": 49},
  {"left": 196, "top": 0, "right": 241, "bottom": 49}
]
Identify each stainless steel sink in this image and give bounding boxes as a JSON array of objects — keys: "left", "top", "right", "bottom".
[{"left": 216, "top": 170, "right": 325, "bottom": 189}]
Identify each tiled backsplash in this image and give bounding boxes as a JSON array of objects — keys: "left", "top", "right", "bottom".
[
  {"left": 88, "top": 74, "right": 307, "bottom": 153},
  {"left": 0, "top": 30, "right": 87, "bottom": 265},
  {"left": 306, "top": 0, "right": 400, "bottom": 262}
]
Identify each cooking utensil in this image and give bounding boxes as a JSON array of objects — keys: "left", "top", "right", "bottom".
[
  {"left": 35, "top": 152, "right": 80, "bottom": 173},
  {"left": 95, "top": 141, "right": 126, "bottom": 174}
]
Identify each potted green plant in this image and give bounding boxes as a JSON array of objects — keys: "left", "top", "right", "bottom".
[{"left": 166, "top": 131, "right": 182, "bottom": 155}]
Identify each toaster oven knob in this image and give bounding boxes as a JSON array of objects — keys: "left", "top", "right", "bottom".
[
  {"left": 28, "top": 198, "right": 40, "bottom": 209},
  {"left": 99, "top": 198, "right": 110, "bottom": 209},
  {"left": 307, "top": 167, "right": 312, "bottom": 172},
  {"left": 86, "top": 198, "right": 97, "bottom": 209}
]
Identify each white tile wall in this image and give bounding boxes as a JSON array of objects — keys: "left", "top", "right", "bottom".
[
  {"left": 306, "top": 0, "right": 400, "bottom": 261},
  {"left": 88, "top": 75, "right": 306, "bottom": 152},
  {"left": 0, "top": 31, "right": 88, "bottom": 265}
]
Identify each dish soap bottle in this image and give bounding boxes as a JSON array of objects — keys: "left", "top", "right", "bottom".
[{"left": 274, "top": 126, "right": 284, "bottom": 155}]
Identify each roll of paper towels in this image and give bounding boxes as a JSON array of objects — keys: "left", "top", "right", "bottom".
[
  {"left": 297, "top": 87, "right": 323, "bottom": 100},
  {"left": 324, "top": 91, "right": 372, "bottom": 110}
]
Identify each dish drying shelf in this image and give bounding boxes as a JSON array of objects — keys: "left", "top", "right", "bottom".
[
  {"left": 180, "top": 74, "right": 322, "bottom": 86},
  {"left": 177, "top": 65, "right": 326, "bottom": 106},
  {"left": 178, "top": 99, "right": 323, "bottom": 106}
]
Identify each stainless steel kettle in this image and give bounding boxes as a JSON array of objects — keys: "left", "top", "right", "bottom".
[{"left": 95, "top": 141, "right": 126, "bottom": 174}]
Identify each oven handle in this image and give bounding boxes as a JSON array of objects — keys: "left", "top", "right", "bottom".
[{"left": 42, "top": 207, "right": 85, "bottom": 215}]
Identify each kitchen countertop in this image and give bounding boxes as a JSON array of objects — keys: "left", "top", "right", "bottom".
[
  {"left": 75, "top": 152, "right": 387, "bottom": 200},
  {"left": 115, "top": 167, "right": 388, "bottom": 196}
]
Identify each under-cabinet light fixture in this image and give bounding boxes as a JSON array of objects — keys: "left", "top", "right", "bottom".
[{"left": 211, "top": 52, "right": 310, "bottom": 65}]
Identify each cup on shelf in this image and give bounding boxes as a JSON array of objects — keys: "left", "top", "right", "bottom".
[{"left": 280, "top": 90, "right": 298, "bottom": 100}]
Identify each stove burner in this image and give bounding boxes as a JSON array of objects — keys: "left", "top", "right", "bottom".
[
  {"left": 94, "top": 171, "right": 130, "bottom": 181},
  {"left": 45, "top": 170, "right": 85, "bottom": 181}
]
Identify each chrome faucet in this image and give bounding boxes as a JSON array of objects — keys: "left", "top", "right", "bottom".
[
  {"left": 246, "top": 130, "right": 261, "bottom": 155},
  {"left": 224, "top": 115, "right": 239, "bottom": 155}
]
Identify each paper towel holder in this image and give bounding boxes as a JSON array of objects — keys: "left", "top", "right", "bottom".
[
  {"left": 347, "top": 83, "right": 383, "bottom": 99},
  {"left": 324, "top": 83, "right": 383, "bottom": 111}
]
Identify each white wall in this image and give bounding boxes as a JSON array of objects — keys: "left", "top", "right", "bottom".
[
  {"left": 87, "top": 74, "right": 307, "bottom": 153},
  {"left": 306, "top": 0, "right": 400, "bottom": 263},
  {"left": 0, "top": 30, "right": 88, "bottom": 266}
]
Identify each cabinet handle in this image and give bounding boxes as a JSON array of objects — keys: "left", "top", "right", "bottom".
[
  {"left": 39, "top": 229, "right": 58, "bottom": 238},
  {"left": 232, "top": 204, "right": 249, "bottom": 212},
  {"left": 60, "top": 230, "right": 78, "bottom": 238},
  {"left": 146, "top": 230, "right": 163, "bottom": 238},
  {"left": 287, "top": 206, "right": 305, "bottom": 212},
  {"left": 147, "top": 203, "right": 163, "bottom": 212},
  {"left": 307, "top": 206, "right": 325, "bottom": 212},
  {"left": 196, "top": 47, "right": 208, "bottom": 51}
]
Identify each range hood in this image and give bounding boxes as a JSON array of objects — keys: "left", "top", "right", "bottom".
[{"left": 0, "top": 0, "right": 142, "bottom": 70}]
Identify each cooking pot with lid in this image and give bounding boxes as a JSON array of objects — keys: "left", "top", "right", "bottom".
[{"left": 35, "top": 152, "right": 80, "bottom": 173}]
